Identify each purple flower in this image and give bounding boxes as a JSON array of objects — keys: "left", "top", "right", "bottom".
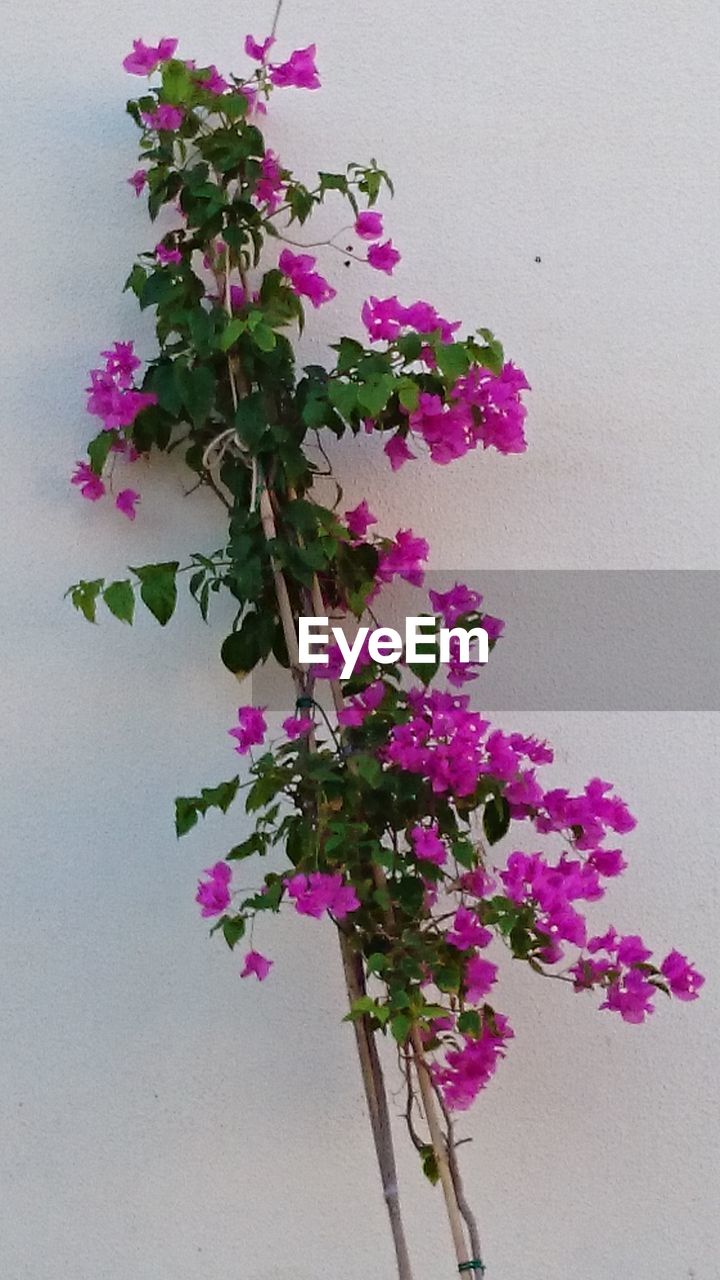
[
  {"left": 464, "top": 955, "right": 498, "bottom": 1002},
  {"left": 245, "top": 34, "right": 276, "bottom": 62},
  {"left": 115, "top": 489, "right": 140, "bottom": 521},
  {"left": 155, "top": 241, "right": 182, "bottom": 265},
  {"left": 355, "top": 211, "right": 384, "bottom": 241},
  {"left": 282, "top": 714, "right": 314, "bottom": 740},
  {"left": 376, "top": 529, "right": 430, "bottom": 588},
  {"left": 410, "top": 824, "right": 447, "bottom": 867},
  {"left": 255, "top": 149, "right": 285, "bottom": 213},
  {"left": 199, "top": 65, "right": 229, "bottom": 94},
  {"left": 196, "top": 861, "right": 232, "bottom": 917},
  {"left": 384, "top": 433, "right": 417, "bottom": 471},
  {"left": 344, "top": 499, "right": 378, "bottom": 539},
  {"left": 279, "top": 248, "right": 336, "bottom": 308},
  {"left": 270, "top": 45, "right": 320, "bottom": 90},
  {"left": 71, "top": 461, "right": 105, "bottom": 502},
  {"left": 241, "top": 949, "right": 273, "bottom": 981},
  {"left": 446, "top": 906, "right": 492, "bottom": 952},
  {"left": 601, "top": 970, "right": 657, "bottom": 1024},
  {"left": 228, "top": 705, "right": 267, "bottom": 754},
  {"left": 285, "top": 872, "right": 360, "bottom": 920},
  {"left": 123, "top": 37, "right": 178, "bottom": 76},
  {"left": 141, "top": 105, "right": 184, "bottom": 132},
  {"left": 660, "top": 950, "right": 705, "bottom": 1001},
  {"left": 127, "top": 168, "right": 148, "bottom": 197},
  {"left": 367, "top": 239, "right": 401, "bottom": 275}
]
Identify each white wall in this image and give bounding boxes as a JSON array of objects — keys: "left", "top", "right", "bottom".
[{"left": 2, "top": 3, "right": 718, "bottom": 1278}]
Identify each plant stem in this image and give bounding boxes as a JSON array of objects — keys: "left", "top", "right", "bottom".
[
  {"left": 254, "top": 483, "right": 415, "bottom": 1280},
  {"left": 410, "top": 1028, "right": 472, "bottom": 1270}
]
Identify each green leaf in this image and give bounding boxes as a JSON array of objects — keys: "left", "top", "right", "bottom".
[
  {"left": 390, "top": 1012, "right": 412, "bottom": 1044},
  {"left": 221, "top": 610, "right": 276, "bottom": 676},
  {"left": 87, "top": 432, "right": 113, "bottom": 476},
  {"left": 421, "top": 1146, "right": 440, "bottom": 1186},
  {"left": 130, "top": 561, "right": 179, "bottom": 626},
  {"left": 458, "top": 1009, "right": 482, "bottom": 1036},
  {"left": 218, "top": 317, "right": 246, "bottom": 351},
  {"left": 68, "top": 579, "right": 104, "bottom": 623},
  {"left": 221, "top": 915, "right": 246, "bottom": 950},
  {"left": 176, "top": 364, "right": 216, "bottom": 427},
  {"left": 483, "top": 794, "right": 511, "bottom": 846},
  {"left": 174, "top": 796, "right": 199, "bottom": 838},
  {"left": 146, "top": 361, "right": 184, "bottom": 415},
  {"left": 356, "top": 373, "right": 395, "bottom": 417},
  {"left": 103, "top": 580, "right": 135, "bottom": 624},
  {"left": 397, "top": 380, "right": 420, "bottom": 412},
  {"left": 435, "top": 342, "right": 471, "bottom": 381},
  {"left": 328, "top": 380, "right": 359, "bottom": 417}
]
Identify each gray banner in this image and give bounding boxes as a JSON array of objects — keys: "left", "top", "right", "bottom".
[{"left": 251, "top": 571, "right": 719, "bottom": 712}]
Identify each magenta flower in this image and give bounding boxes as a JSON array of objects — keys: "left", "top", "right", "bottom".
[
  {"left": 141, "top": 105, "right": 184, "bottom": 132},
  {"left": 446, "top": 906, "right": 493, "bottom": 952},
  {"left": 282, "top": 714, "right": 314, "bottom": 740},
  {"left": 345, "top": 499, "right": 378, "bottom": 539},
  {"left": 601, "top": 970, "right": 657, "bottom": 1024},
  {"left": 270, "top": 45, "right": 320, "bottom": 90},
  {"left": 229, "top": 705, "right": 267, "bottom": 755},
  {"left": 241, "top": 949, "right": 273, "bottom": 981},
  {"left": 434, "top": 1016, "right": 513, "bottom": 1110},
  {"left": 255, "top": 149, "right": 285, "bottom": 212},
  {"left": 285, "top": 872, "right": 360, "bottom": 920},
  {"left": 123, "top": 37, "right": 178, "bottom": 76},
  {"left": 376, "top": 529, "right": 430, "bottom": 588},
  {"left": 127, "top": 168, "right": 148, "bottom": 197},
  {"left": 410, "top": 824, "right": 447, "bottom": 866},
  {"left": 245, "top": 34, "right": 276, "bottom": 62},
  {"left": 465, "top": 955, "right": 498, "bottom": 1003},
  {"left": 100, "top": 341, "right": 141, "bottom": 384},
  {"left": 199, "top": 65, "right": 229, "bottom": 94},
  {"left": 384, "top": 433, "right": 417, "bottom": 471},
  {"left": 367, "top": 239, "right": 401, "bottom": 275},
  {"left": 279, "top": 248, "right": 336, "bottom": 308},
  {"left": 660, "top": 950, "right": 705, "bottom": 1001},
  {"left": 155, "top": 242, "right": 182, "bottom": 265},
  {"left": 196, "top": 861, "right": 232, "bottom": 918},
  {"left": 355, "top": 211, "right": 384, "bottom": 241},
  {"left": 115, "top": 489, "right": 140, "bottom": 521},
  {"left": 71, "top": 461, "right": 105, "bottom": 502}
]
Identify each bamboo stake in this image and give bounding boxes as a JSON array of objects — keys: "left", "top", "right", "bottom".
[{"left": 410, "top": 1028, "right": 472, "bottom": 1270}]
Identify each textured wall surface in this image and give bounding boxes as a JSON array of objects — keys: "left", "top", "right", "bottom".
[{"left": 2, "top": 3, "right": 719, "bottom": 1278}]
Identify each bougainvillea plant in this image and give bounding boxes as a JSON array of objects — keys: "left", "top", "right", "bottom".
[{"left": 68, "top": 25, "right": 704, "bottom": 1280}]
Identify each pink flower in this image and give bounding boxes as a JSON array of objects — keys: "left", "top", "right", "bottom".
[
  {"left": 433, "top": 1017, "right": 513, "bottom": 1110},
  {"left": 115, "top": 489, "right": 140, "bottom": 520},
  {"left": 465, "top": 955, "right": 498, "bottom": 1003},
  {"left": 285, "top": 872, "right": 360, "bottom": 920},
  {"left": 429, "top": 583, "right": 482, "bottom": 626},
  {"left": 245, "top": 34, "right": 276, "bottom": 62},
  {"left": 99, "top": 341, "right": 141, "bottom": 384},
  {"left": 367, "top": 239, "right": 401, "bottom": 275},
  {"left": 345, "top": 499, "right": 378, "bottom": 539},
  {"left": 123, "top": 37, "right": 178, "bottom": 76},
  {"left": 228, "top": 705, "right": 267, "bottom": 754},
  {"left": 241, "top": 949, "right": 273, "bottom": 981},
  {"left": 270, "top": 45, "right": 320, "bottom": 90},
  {"left": 279, "top": 248, "right": 336, "bottom": 309},
  {"left": 410, "top": 824, "right": 447, "bottom": 866},
  {"left": 239, "top": 85, "right": 268, "bottom": 116},
  {"left": 71, "top": 461, "right": 105, "bottom": 502},
  {"left": 338, "top": 681, "right": 386, "bottom": 728},
  {"left": 600, "top": 970, "right": 656, "bottom": 1024},
  {"left": 196, "top": 861, "right": 231, "bottom": 917},
  {"left": 155, "top": 242, "right": 182, "bottom": 265},
  {"left": 660, "top": 950, "right": 705, "bottom": 1001},
  {"left": 615, "top": 934, "right": 653, "bottom": 966},
  {"left": 446, "top": 906, "right": 492, "bottom": 952},
  {"left": 127, "top": 168, "right": 148, "bottom": 197},
  {"left": 355, "top": 211, "right": 384, "bottom": 240},
  {"left": 255, "top": 149, "right": 285, "bottom": 212},
  {"left": 283, "top": 714, "right": 314, "bottom": 739},
  {"left": 376, "top": 529, "right": 430, "bottom": 588},
  {"left": 141, "top": 105, "right": 184, "bottom": 132},
  {"left": 384, "top": 433, "right": 417, "bottom": 470},
  {"left": 199, "top": 65, "right": 229, "bottom": 94}
]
